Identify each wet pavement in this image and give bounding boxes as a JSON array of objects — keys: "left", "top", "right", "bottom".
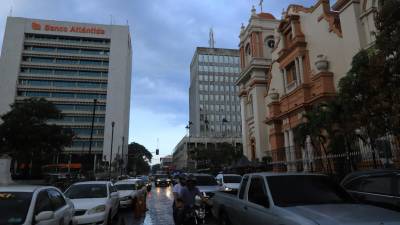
[{"left": 115, "top": 185, "right": 217, "bottom": 225}]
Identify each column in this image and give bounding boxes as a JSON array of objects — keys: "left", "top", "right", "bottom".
[
  {"left": 284, "top": 130, "right": 289, "bottom": 172},
  {"left": 298, "top": 56, "right": 304, "bottom": 84},
  {"left": 288, "top": 129, "right": 296, "bottom": 171},
  {"left": 282, "top": 69, "right": 287, "bottom": 94}
]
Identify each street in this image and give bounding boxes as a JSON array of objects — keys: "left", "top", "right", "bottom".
[{"left": 115, "top": 185, "right": 217, "bottom": 225}]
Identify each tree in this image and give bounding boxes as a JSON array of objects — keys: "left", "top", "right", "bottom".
[
  {"left": 0, "top": 98, "right": 74, "bottom": 176},
  {"left": 127, "top": 142, "right": 152, "bottom": 175}
]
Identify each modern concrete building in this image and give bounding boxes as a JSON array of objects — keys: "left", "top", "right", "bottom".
[
  {"left": 0, "top": 17, "right": 132, "bottom": 166},
  {"left": 172, "top": 136, "right": 242, "bottom": 170},
  {"left": 189, "top": 47, "right": 242, "bottom": 138},
  {"left": 237, "top": 7, "right": 279, "bottom": 162}
]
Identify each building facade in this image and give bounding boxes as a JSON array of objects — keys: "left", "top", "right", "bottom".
[
  {"left": 263, "top": 0, "right": 383, "bottom": 171},
  {"left": 0, "top": 17, "right": 132, "bottom": 166},
  {"left": 189, "top": 47, "right": 242, "bottom": 138},
  {"left": 237, "top": 8, "right": 279, "bottom": 162}
]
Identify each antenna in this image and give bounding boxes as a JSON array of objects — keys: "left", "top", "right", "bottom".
[{"left": 209, "top": 28, "right": 215, "bottom": 48}]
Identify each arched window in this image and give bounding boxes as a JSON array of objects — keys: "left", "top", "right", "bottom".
[
  {"left": 264, "top": 35, "right": 275, "bottom": 59},
  {"left": 245, "top": 43, "right": 251, "bottom": 56}
]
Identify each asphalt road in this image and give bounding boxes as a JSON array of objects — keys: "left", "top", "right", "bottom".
[{"left": 115, "top": 184, "right": 217, "bottom": 225}]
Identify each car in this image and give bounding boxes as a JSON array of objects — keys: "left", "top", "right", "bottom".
[
  {"left": 211, "top": 172, "right": 400, "bottom": 225},
  {"left": 341, "top": 169, "right": 400, "bottom": 211},
  {"left": 215, "top": 174, "right": 242, "bottom": 192},
  {"left": 114, "top": 179, "right": 146, "bottom": 208},
  {"left": 64, "top": 181, "right": 119, "bottom": 225},
  {"left": 154, "top": 174, "right": 171, "bottom": 187},
  {"left": 0, "top": 185, "right": 75, "bottom": 225},
  {"left": 191, "top": 173, "right": 220, "bottom": 199}
]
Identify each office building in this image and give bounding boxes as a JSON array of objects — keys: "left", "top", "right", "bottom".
[
  {"left": 189, "top": 47, "right": 242, "bottom": 138},
  {"left": 0, "top": 17, "right": 132, "bottom": 166}
]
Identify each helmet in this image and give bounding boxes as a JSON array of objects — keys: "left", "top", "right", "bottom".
[
  {"left": 179, "top": 173, "right": 187, "bottom": 180},
  {"left": 187, "top": 174, "right": 196, "bottom": 181}
]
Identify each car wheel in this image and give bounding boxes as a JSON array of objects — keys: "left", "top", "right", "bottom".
[{"left": 219, "top": 211, "right": 231, "bottom": 225}]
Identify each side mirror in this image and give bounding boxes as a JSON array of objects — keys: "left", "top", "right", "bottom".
[{"left": 35, "top": 211, "right": 54, "bottom": 222}]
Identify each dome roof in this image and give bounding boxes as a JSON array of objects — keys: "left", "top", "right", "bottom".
[{"left": 257, "top": 12, "right": 276, "bottom": 20}]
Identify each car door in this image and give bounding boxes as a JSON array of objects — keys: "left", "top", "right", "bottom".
[
  {"left": 34, "top": 190, "right": 57, "bottom": 225},
  {"left": 108, "top": 183, "right": 119, "bottom": 215},
  {"left": 348, "top": 175, "right": 397, "bottom": 210},
  {"left": 47, "top": 189, "right": 71, "bottom": 225},
  {"left": 242, "top": 176, "right": 280, "bottom": 225},
  {"left": 226, "top": 175, "right": 249, "bottom": 225}
]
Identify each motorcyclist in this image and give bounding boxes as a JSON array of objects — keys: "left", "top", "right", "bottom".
[
  {"left": 173, "top": 174, "right": 187, "bottom": 224},
  {"left": 176, "top": 174, "right": 206, "bottom": 225}
]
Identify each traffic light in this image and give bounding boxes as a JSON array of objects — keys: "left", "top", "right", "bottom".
[{"left": 156, "top": 149, "right": 159, "bottom": 155}]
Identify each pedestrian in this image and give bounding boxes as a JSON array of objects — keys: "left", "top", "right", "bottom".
[{"left": 172, "top": 174, "right": 187, "bottom": 225}]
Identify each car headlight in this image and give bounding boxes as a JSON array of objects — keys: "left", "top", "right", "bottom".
[
  {"left": 156, "top": 179, "right": 161, "bottom": 182},
  {"left": 166, "top": 179, "right": 171, "bottom": 182},
  {"left": 87, "top": 205, "right": 106, "bottom": 214},
  {"left": 224, "top": 187, "right": 233, "bottom": 191}
]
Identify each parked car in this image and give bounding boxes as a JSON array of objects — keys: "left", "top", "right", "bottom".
[
  {"left": 341, "top": 169, "right": 400, "bottom": 211},
  {"left": 154, "top": 174, "right": 171, "bottom": 187},
  {"left": 215, "top": 174, "right": 242, "bottom": 192},
  {"left": 0, "top": 185, "right": 75, "bottom": 225},
  {"left": 64, "top": 181, "right": 119, "bottom": 225},
  {"left": 211, "top": 172, "right": 400, "bottom": 225},
  {"left": 114, "top": 179, "right": 146, "bottom": 208}
]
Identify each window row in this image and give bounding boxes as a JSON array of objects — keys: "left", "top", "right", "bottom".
[
  {"left": 200, "top": 114, "right": 242, "bottom": 123},
  {"left": 21, "top": 68, "right": 108, "bottom": 78},
  {"left": 199, "top": 104, "right": 241, "bottom": 112},
  {"left": 25, "top": 33, "right": 110, "bottom": 45},
  {"left": 55, "top": 104, "right": 106, "bottom": 112},
  {"left": 199, "top": 75, "right": 238, "bottom": 83},
  {"left": 198, "top": 54, "right": 239, "bottom": 64},
  {"left": 19, "top": 79, "right": 107, "bottom": 89},
  {"left": 199, "top": 84, "right": 239, "bottom": 93},
  {"left": 200, "top": 124, "right": 242, "bottom": 133},
  {"left": 71, "top": 128, "right": 104, "bottom": 136},
  {"left": 50, "top": 115, "right": 105, "bottom": 123},
  {"left": 72, "top": 140, "right": 104, "bottom": 148},
  {"left": 199, "top": 65, "right": 240, "bottom": 74},
  {"left": 24, "top": 46, "right": 110, "bottom": 56},
  {"left": 199, "top": 94, "right": 239, "bottom": 102},
  {"left": 17, "top": 91, "right": 107, "bottom": 99},
  {"left": 24, "top": 57, "right": 109, "bottom": 66}
]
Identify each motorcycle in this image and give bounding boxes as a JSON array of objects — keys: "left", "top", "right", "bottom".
[{"left": 183, "top": 196, "right": 206, "bottom": 225}]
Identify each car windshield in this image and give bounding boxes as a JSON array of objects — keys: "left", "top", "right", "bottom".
[
  {"left": 267, "top": 175, "right": 355, "bottom": 207},
  {"left": 223, "top": 176, "right": 242, "bottom": 183},
  {"left": 0, "top": 192, "right": 32, "bottom": 225},
  {"left": 156, "top": 175, "right": 168, "bottom": 179},
  {"left": 196, "top": 175, "right": 218, "bottom": 185},
  {"left": 115, "top": 183, "right": 137, "bottom": 190},
  {"left": 65, "top": 184, "right": 107, "bottom": 199}
]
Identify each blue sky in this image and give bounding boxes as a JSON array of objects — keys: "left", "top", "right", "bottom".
[{"left": 0, "top": 0, "right": 316, "bottom": 162}]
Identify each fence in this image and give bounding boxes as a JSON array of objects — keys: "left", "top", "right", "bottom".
[{"left": 268, "top": 136, "right": 400, "bottom": 179}]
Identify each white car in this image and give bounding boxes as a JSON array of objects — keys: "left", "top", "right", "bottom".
[
  {"left": 215, "top": 174, "right": 242, "bottom": 191},
  {"left": 0, "top": 185, "right": 75, "bottom": 225},
  {"left": 114, "top": 179, "right": 146, "bottom": 208},
  {"left": 64, "top": 181, "right": 119, "bottom": 225}
]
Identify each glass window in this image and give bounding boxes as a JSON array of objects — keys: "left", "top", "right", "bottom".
[
  {"left": 210, "top": 75, "right": 214, "bottom": 82},
  {"left": 25, "top": 91, "right": 50, "bottom": 97},
  {"left": 204, "top": 95, "right": 208, "bottom": 101},
  {"left": 248, "top": 177, "right": 269, "bottom": 207},
  {"left": 199, "top": 94, "right": 203, "bottom": 101},
  {"left": 54, "top": 69, "right": 78, "bottom": 76},
  {"left": 29, "top": 68, "right": 53, "bottom": 74},
  {"left": 205, "top": 85, "right": 208, "bottom": 91},
  {"left": 80, "top": 60, "right": 102, "bottom": 65},
  {"left": 65, "top": 184, "right": 108, "bottom": 199},
  {"left": 47, "top": 189, "right": 66, "bottom": 210},
  {"left": 58, "top": 48, "right": 79, "bottom": 54},
  {"left": 239, "top": 176, "right": 249, "bottom": 199},
  {"left": 210, "top": 95, "right": 214, "bottom": 101},
  {"left": 215, "top": 95, "right": 219, "bottom": 101},
  {"left": 360, "top": 176, "right": 393, "bottom": 195},
  {"left": 204, "top": 55, "right": 209, "bottom": 63},
  {"left": 215, "top": 105, "right": 220, "bottom": 111},
  {"left": 0, "top": 192, "right": 32, "bottom": 225},
  {"left": 79, "top": 71, "right": 103, "bottom": 77},
  {"left": 31, "top": 57, "right": 54, "bottom": 63},
  {"left": 31, "top": 46, "right": 55, "bottom": 52},
  {"left": 219, "top": 76, "right": 224, "bottom": 82},
  {"left": 224, "top": 56, "right": 228, "bottom": 63},
  {"left": 210, "top": 105, "right": 214, "bottom": 111},
  {"left": 53, "top": 81, "right": 75, "bottom": 87},
  {"left": 52, "top": 92, "right": 75, "bottom": 98},
  {"left": 267, "top": 175, "right": 354, "bottom": 207},
  {"left": 34, "top": 191, "right": 53, "bottom": 214},
  {"left": 221, "top": 95, "right": 224, "bottom": 101}
]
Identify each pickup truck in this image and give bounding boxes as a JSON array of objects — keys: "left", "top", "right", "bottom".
[{"left": 211, "top": 172, "right": 400, "bottom": 225}]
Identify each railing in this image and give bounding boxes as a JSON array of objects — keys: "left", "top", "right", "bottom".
[{"left": 268, "top": 137, "right": 400, "bottom": 179}]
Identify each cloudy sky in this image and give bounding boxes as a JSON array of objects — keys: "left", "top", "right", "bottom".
[{"left": 0, "top": 0, "right": 316, "bottom": 161}]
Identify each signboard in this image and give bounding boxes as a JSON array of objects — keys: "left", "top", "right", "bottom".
[{"left": 31, "top": 22, "right": 105, "bottom": 35}]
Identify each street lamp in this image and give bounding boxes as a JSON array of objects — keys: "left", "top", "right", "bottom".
[{"left": 109, "top": 121, "right": 115, "bottom": 180}]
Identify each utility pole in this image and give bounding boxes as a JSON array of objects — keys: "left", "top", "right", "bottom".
[{"left": 109, "top": 121, "right": 115, "bottom": 180}]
